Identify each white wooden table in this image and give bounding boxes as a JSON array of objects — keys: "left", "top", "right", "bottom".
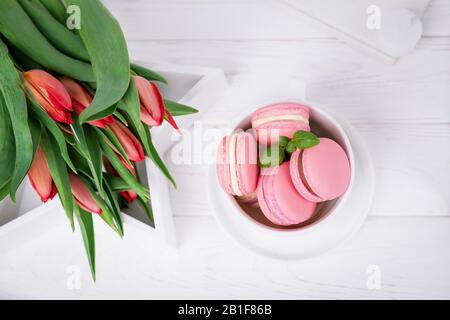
[{"left": 0, "top": 0, "right": 449, "bottom": 299}]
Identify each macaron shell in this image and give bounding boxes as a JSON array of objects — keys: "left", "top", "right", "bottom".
[
  {"left": 252, "top": 102, "right": 311, "bottom": 146},
  {"left": 257, "top": 163, "right": 316, "bottom": 226},
  {"left": 257, "top": 168, "right": 286, "bottom": 225},
  {"left": 273, "top": 163, "right": 316, "bottom": 224},
  {"left": 251, "top": 102, "right": 310, "bottom": 121},
  {"left": 235, "top": 132, "right": 259, "bottom": 194},
  {"left": 302, "top": 138, "right": 351, "bottom": 201},
  {"left": 289, "top": 149, "right": 324, "bottom": 203},
  {"left": 255, "top": 121, "right": 310, "bottom": 146},
  {"left": 216, "top": 136, "right": 232, "bottom": 194}
]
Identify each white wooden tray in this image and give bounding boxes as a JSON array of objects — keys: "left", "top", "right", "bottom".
[{"left": 0, "top": 62, "right": 228, "bottom": 249}]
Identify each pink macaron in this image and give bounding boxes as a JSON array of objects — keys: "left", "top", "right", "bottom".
[
  {"left": 216, "top": 132, "right": 259, "bottom": 197},
  {"left": 251, "top": 102, "right": 311, "bottom": 146},
  {"left": 289, "top": 138, "right": 351, "bottom": 203},
  {"left": 257, "top": 162, "right": 316, "bottom": 226}
]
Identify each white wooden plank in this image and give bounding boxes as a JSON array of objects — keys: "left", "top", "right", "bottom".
[
  {"left": 0, "top": 216, "right": 449, "bottom": 299},
  {"left": 167, "top": 123, "right": 450, "bottom": 217},
  {"left": 102, "top": 0, "right": 450, "bottom": 39},
  {"left": 127, "top": 38, "right": 450, "bottom": 123},
  {"left": 355, "top": 123, "right": 450, "bottom": 216},
  {"left": 102, "top": 0, "right": 326, "bottom": 40},
  {"left": 423, "top": 0, "right": 450, "bottom": 36}
]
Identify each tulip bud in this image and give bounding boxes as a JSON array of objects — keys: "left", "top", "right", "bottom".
[
  {"left": 103, "top": 157, "right": 138, "bottom": 203},
  {"left": 133, "top": 75, "right": 165, "bottom": 127},
  {"left": 68, "top": 174, "right": 102, "bottom": 214},
  {"left": 24, "top": 70, "right": 73, "bottom": 124},
  {"left": 28, "top": 146, "right": 57, "bottom": 203},
  {"left": 108, "top": 120, "right": 145, "bottom": 163},
  {"left": 60, "top": 77, "right": 114, "bottom": 128},
  {"left": 120, "top": 190, "right": 138, "bottom": 203}
]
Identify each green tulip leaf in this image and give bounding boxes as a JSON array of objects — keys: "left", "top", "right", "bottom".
[
  {"left": 0, "top": 92, "right": 15, "bottom": 190},
  {"left": 0, "top": 40, "right": 33, "bottom": 201},
  {"left": 39, "top": 0, "right": 67, "bottom": 24},
  {"left": 74, "top": 172, "right": 123, "bottom": 237},
  {"left": 104, "top": 174, "right": 131, "bottom": 192},
  {"left": 77, "top": 173, "right": 122, "bottom": 237},
  {"left": 84, "top": 126, "right": 104, "bottom": 192},
  {"left": 116, "top": 81, "right": 175, "bottom": 187},
  {"left": 0, "top": 181, "right": 10, "bottom": 202},
  {"left": 164, "top": 99, "right": 198, "bottom": 117},
  {"left": 137, "top": 197, "right": 154, "bottom": 225},
  {"left": 100, "top": 136, "right": 150, "bottom": 201},
  {"left": 6, "top": 40, "right": 43, "bottom": 71},
  {"left": 67, "top": 145, "right": 91, "bottom": 178},
  {"left": 40, "top": 130, "right": 74, "bottom": 230},
  {"left": 102, "top": 178, "right": 124, "bottom": 236},
  {"left": 0, "top": 0, "right": 94, "bottom": 81},
  {"left": 74, "top": 205, "right": 96, "bottom": 281},
  {"left": 70, "top": 117, "right": 103, "bottom": 193},
  {"left": 131, "top": 63, "right": 168, "bottom": 84},
  {"left": 65, "top": 0, "right": 130, "bottom": 122},
  {"left": 117, "top": 80, "right": 141, "bottom": 127},
  {"left": 28, "top": 100, "right": 77, "bottom": 173},
  {"left": 70, "top": 132, "right": 123, "bottom": 238},
  {"left": 113, "top": 111, "right": 128, "bottom": 126},
  {"left": 96, "top": 127, "right": 132, "bottom": 169},
  {"left": 19, "top": 0, "right": 89, "bottom": 61},
  {"left": 28, "top": 117, "right": 42, "bottom": 157}
]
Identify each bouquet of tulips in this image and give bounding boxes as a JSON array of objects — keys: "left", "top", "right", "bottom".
[{"left": 0, "top": 0, "right": 197, "bottom": 279}]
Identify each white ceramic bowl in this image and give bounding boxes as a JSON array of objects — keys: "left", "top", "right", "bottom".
[{"left": 208, "top": 101, "right": 374, "bottom": 259}]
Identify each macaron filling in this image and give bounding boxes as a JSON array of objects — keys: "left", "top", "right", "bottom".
[
  {"left": 216, "top": 137, "right": 233, "bottom": 194},
  {"left": 252, "top": 114, "right": 309, "bottom": 127}
]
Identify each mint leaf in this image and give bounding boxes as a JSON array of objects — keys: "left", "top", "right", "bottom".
[
  {"left": 286, "top": 141, "right": 297, "bottom": 154},
  {"left": 259, "top": 143, "right": 286, "bottom": 168},
  {"left": 285, "top": 131, "right": 320, "bottom": 154},
  {"left": 293, "top": 130, "right": 318, "bottom": 141},
  {"left": 278, "top": 136, "right": 290, "bottom": 148}
]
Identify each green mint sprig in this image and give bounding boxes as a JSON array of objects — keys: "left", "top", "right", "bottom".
[
  {"left": 258, "top": 136, "right": 289, "bottom": 168},
  {"left": 286, "top": 131, "right": 320, "bottom": 154},
  {"left": 258, "top": 131, "right": 319, "bottom": 168}
]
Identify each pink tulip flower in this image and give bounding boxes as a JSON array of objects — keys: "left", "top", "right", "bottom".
[
  {"left": 108, "top": 120, "right": 145, "bottom": 163},
  {"left": 134, "top": 75, "right": 164, "bottom": 127},
  {"left": 134, "top": 75, "right": 180, "bottom": 131},
  {"left": 60, "top": 77, "right": 114, "bottom": 128},
  {"left": 28, "top": 146, "right": 57, "bottom": 203},
  {"left": 68, "top": 174, "right": 102, "bottom": 214},
  {"left": 120, "top": 189, "right": 138, "bottom": 203},
  {"left": 24, "top": 70, "right": 73, "bottom": 124}
]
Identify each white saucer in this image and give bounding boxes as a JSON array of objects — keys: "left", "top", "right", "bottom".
[{"left": 208, "top": 106, "right": 375, "bottom": 260}]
